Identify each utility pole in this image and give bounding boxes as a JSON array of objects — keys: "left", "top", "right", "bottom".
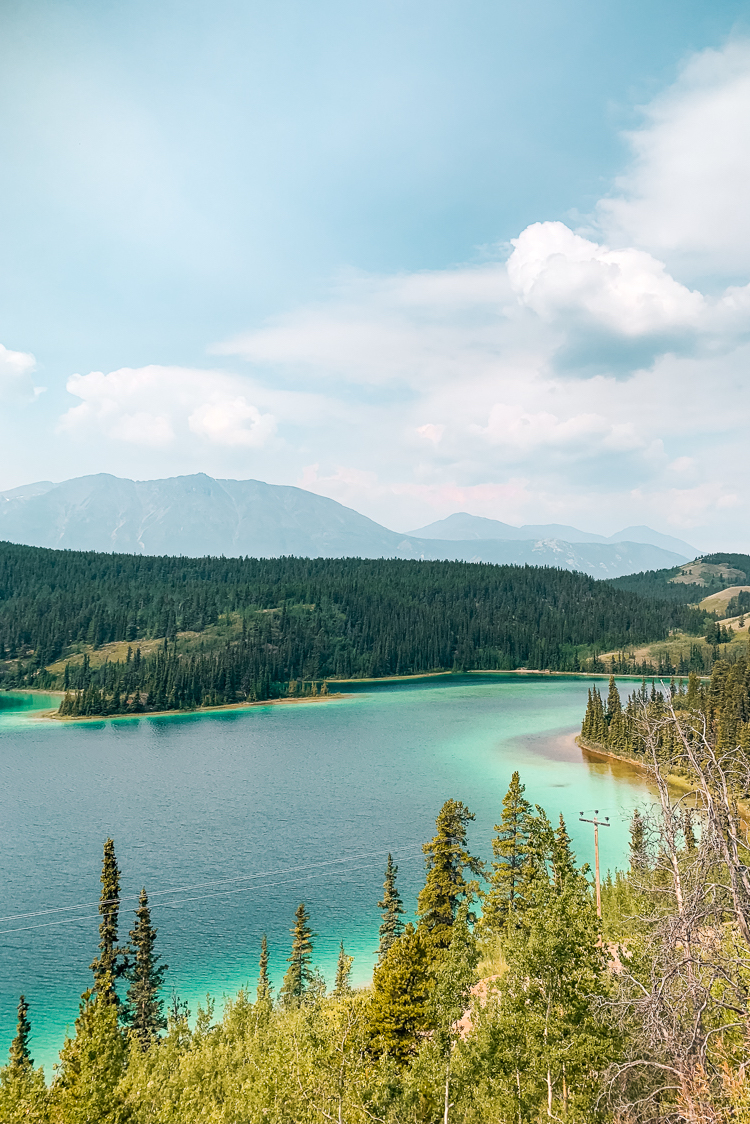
[{"left": 579, "top": 810, "right": 610, "bottom": 918}]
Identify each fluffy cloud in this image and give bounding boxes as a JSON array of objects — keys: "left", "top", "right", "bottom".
[
  {"left": 598, "top": 40, "right": 750, "bottom": 279},
  {"left": 61, "top": 366, "right": 277, "bottom": 449}
]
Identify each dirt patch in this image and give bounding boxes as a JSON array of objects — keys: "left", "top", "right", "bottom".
[{"left": 670, "top": 561, "right": 746, "bottom": 587}]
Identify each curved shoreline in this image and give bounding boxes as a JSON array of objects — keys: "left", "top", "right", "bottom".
[
  {"left": 577, "top": 735, "right": 750, "bottom": 818},
  {"left": 7, "top": 666, "right": 679, "bottom": 725}
]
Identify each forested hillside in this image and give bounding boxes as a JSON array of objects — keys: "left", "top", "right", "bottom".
[
  {"left": 0, "top": 542, "right": 708, "bottom": 716},
  {"left": 608, "top": 552, "right": 750, "bottom": 602}
]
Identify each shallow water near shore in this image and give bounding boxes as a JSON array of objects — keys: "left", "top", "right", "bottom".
[{"left": 0, "top": 674, "right": 649, "bottom": 1074}]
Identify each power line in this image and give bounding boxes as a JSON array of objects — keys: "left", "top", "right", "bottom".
[
  {"left": 0, "top": 846, "right": 425, "bottom": 937},
  {"left": 0, "top": 842, "right": 424, "bottom": 925}
]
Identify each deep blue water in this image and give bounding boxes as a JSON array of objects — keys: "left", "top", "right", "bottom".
[{"left": 0, "top": 675, "right": 650, "bottom": 1074}]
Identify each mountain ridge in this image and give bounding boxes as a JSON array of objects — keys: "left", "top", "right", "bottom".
[
  {"left": 408, "top": 511, "right": 698, "bottom": 557},
  {"left": 0, "top": 472, "right": 692, "bottom": 578}
]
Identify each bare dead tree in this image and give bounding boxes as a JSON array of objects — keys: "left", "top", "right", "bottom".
[{"left": 602, "top": 697, "right": 750, "bottom": 1124}]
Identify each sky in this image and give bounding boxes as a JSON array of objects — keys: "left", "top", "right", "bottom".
[{"left": 2, "top": 0, "right": 750, "bottom": 547}]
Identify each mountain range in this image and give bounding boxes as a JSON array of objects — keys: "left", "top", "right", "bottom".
[{"left": 0, "top": 473, "right": 698, "bottom": 578}]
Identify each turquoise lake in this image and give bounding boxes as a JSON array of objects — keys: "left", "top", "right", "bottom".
[{"left": 0, "top": 674, "right": 651, "bottom": 1075}]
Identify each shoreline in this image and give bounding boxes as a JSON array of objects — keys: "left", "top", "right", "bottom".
[
  {"left": 6, "top": 666, "right": 678, "bottom": 725},
  {"left": 45, "top": 692, "right": 351, "bottom": 724},
  {"left": 577, "top": 735, "right": 750, "bottom": 818}
]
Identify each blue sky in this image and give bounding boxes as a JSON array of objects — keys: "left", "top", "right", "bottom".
[{"left": 2, "top": 0, "right": 750, "bottom": 546}]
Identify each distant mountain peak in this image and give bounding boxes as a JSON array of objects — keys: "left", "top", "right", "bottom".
[
  {"left": 408, "top": 511, "right": 698, "bottom": 557},
  {"left": 0, "top": 473, "right": 694, "bottom": 578}
]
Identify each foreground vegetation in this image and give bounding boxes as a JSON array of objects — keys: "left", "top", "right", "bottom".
[
  {"left": 0, "top": 543, "right": 709, "bottom": 716},
  {"left": 4, "top": 686, "right": 750, "bottom": 1121}
]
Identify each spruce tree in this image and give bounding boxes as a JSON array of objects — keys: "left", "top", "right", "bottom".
[
  {"left": 51, "top": 976, "right": 127, "bottom": 1122},
  {"left": 256, "top": 933, "right": 273, "bottom": 1004},
  {"left": 552, "top": 813, "right": 578, "bottom": 891},
  {"left": 333, "top": 941, "right": 354, "bottom": 997},
  {"left": 280, "top": 903, "right": 315, "bottom": 1009},
  {"left": 125, "top": 888, "right": 167, "bottom": 1047},
  {"left": 629, "top": 809, "right": 647, "bottom": 870},
  {"left": 377, "top": 853, "right": 405, "bottom": 963},
  {"left": 7, "top": 996, "right": 32, "bottom": 1071},
  {"left": 482, "top": 772, "right": 533, "bottom": 932},
  {"left": 417, "top": 799, "right": 483, "bottom": 954},
  {"left": 90, "top": 837, "right": 127, "bottom": 1002},
  {"left": 0, "top": 996, "right": 46, "bottom": 1122},
  {"left": 367, "top": 923, "right": 432, "bottom": 1062},
  {"left": 472, "top": 863, "right": 613, "bottom": 1119},
  {"left": 606, "top": 675, "right": 622, "bottom": 721}
]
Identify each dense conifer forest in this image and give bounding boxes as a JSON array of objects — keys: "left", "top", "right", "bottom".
[
  {"left": 580, "top": 647, "right": 750, "bottom": 762},
  {"left": 0, "top": 541, "right": 708, "bottom": 716}
]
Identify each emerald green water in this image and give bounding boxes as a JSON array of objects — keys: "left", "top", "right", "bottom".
[{"left": 0, "top": 675, "right": 649, "bottom": 1075}]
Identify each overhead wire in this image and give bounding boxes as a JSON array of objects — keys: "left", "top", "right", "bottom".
[{"left": 0, "top": 842, "right": 426, "bottom": 937}]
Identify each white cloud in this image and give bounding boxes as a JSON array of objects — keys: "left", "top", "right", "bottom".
[
  {"left": 61, "top": 366, "right": 277, "bottom": 449},
  {"left": 507, "top": 221, "right": 704, "bottom": 337},
  {"left": 0, "top": 343, "right": 39, "bottom": 400},
  {"left": 598, "top": 40, "right": 750, "bottom": 279}
]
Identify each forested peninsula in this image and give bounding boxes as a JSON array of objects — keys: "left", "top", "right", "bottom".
[{"left": 0, "top": 542, "right": 709, "bottom": 718}]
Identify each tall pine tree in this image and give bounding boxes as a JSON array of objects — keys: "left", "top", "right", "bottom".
[
  {"left": 90, "top": 837, "right": 127, "bottom": 1003},
  {"left": 280, "top": 903, "right": 315, "bottom": 1009},
  {"left": 256, "top": 933, "right": 272, "bottom": 1004},
  {"left": 482, "top": 772, "right": 533, "bottom": 932},
  {"left": 333, "top": 941, "right": 354, "bottom": 997},
  {"left": 7, "top": 997, "right": 32, "bottom": 1071},
  {"left": 417, "top": 799, "right": 483, "bottom": 954},
  {"left": 125, "top": 888, "right": 167, "bottom": 1047},
  {"left": 377, "top": 853, "right": 405, "bottom": 963},
  {"left": 0, "top": 996, "right": 46, "bottom": 1123},
  {"left": 629, "top": 808, "right": 647, "bottom": 870}
]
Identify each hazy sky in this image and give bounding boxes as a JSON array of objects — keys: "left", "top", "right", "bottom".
[{"left": 2, "top": 0, "right": 750, "bottom": 546}]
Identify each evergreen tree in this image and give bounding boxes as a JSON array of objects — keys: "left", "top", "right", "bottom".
[
  {"left": 606, "top": 674, "right": 622, "bottom": 721},
  {"left": 552, "top": 813, "right": 578, "bottom": 891},
  {"left": 90, "top": 837, "right": 127, "bottom": 1002},
  {"left": 256, "top": 933, "right": 273, "bottom": 1004},
  {"left": 367, "top": 923, "right": 432, "bottom": 1063},
  {"left": 7, "top": 996, "right": 32, "bottom": 1071},
  {"left": 333, "top": 941, "right": 354, "bottom": 997},
  {"left": 682, "top": 808, "right": 697, "bottom": 852},
  {"left": 125, "top": 888, "right": 167, "bottom": 1047},
  {"left": 377, "top": 853, "right": 405, "bottom": 963},
  {"left": 469, "top": 864, "right": 614, "bottom": 1121},
  {"left": 280, "top": 903, "right": 315, "bottom": 1009},
  {"left": 51, "top": 975, "right": 127, "bottom": 1124},
  {"left": 0, "top": 998, "right": 46, "bottom": 1124},
  {"left": 629, "top": 808, "right": 647, "bottom": 870},
  {"left": 417, "top": 800, "right": 483, "bottom": 955},
  {"left": 482, "top": 772, "right": 533, "bottom": 931}
]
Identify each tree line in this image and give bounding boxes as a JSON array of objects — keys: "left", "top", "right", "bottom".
[
  {"left": 4, "top": 712, "right": 750, "bottom": 1121},
  {"left": 0, "top": 542, "right": 709, "bottom": 716}
]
